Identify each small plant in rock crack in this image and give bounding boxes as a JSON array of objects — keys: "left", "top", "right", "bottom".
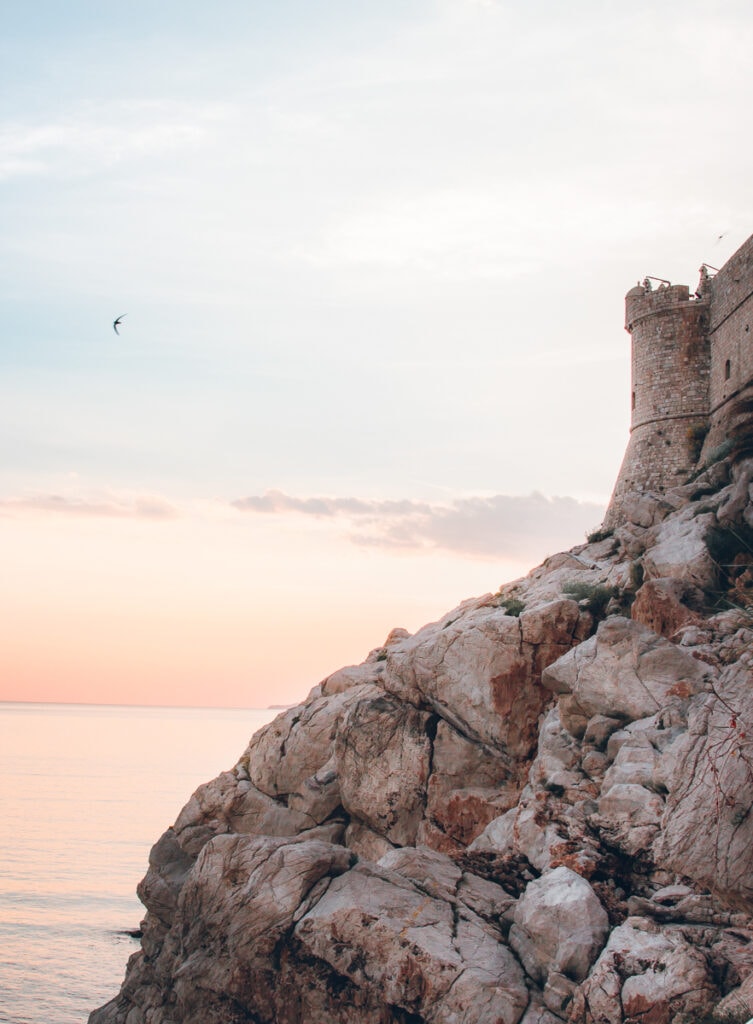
[
  {"left": 586, "top": 525, "right": 614, "bottom": 544},
  {"left": 562, "top": 581, "right": 617, "bottom": 618},
  {"left": 498, "top": 597, "right": 525, "bottom": 617}
]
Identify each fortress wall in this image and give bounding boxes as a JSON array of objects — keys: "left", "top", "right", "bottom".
[
  {"left": 628, "top": 298, "right": 710, "bottom": 430},
  {"left": 705, "top": 236, "right": 753, "bottom": 449},
  {"left": 602, "top": 234, "right": 753, "bottom": 530},
  {"left": 605, "top": 287, "right": 709, "bottom": 529}
]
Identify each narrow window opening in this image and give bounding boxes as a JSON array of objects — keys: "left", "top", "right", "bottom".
[
  {"left": 725, "top": 359, "right": 731, "bottom": 380},
  {"left": 631, "top": 391, "right": 636, "bottom": 410}
]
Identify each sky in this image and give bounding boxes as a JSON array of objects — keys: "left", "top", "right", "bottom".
[{"left": 2, "top": 0, "right": 752, "bottom": 708}]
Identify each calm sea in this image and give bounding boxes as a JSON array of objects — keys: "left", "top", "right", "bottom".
[{"left": 0, "top": 702, "right": 278, "bottom": 1024}]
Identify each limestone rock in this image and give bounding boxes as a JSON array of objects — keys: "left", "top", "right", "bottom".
[
  {"left": 631, "top": 576, "right": 705, "bottom": 638},
  {"left": 714, "top": 972, "right": 753, "bottom": 1021},
  {"left": 468, "top": 806, "right": 517, "bottom": 855},
  {"left": 593, "top": 782, "right": 664, "bottom": 857},
  {"left": 642, "top": 507, "right": 718, "bottom": 589},
  {"left": 244, "top": 683, "right": 381, "bottom": 799},
  {"left": 509, "top": 866, "right": 609, "bottom": 985},
  {"left": 542, "top": 615, "right": 712, "bottom": 724},
  {"left": 342, "top": 820, "right": 394, "bottom": 861},
  {"left": 295, "top": 859, "right": 530, "bottom": 1024},
  {"left": 382, "top": 601, "right": 539, "bottom": 758},
  {"left": 334, "top": 690, "right": 433, "bottom": 846},
  {"left": 424, "top": 719, "right": 518, "bottom": 848},
  {"left": 320, "top": 660, "right": 386, "bottom": 694},
  {"left": 657, "top": 660, "right": 753, "bottom": 910},
  {"left": 570, "top": 917, "right": 720, "bottom": 1023}
]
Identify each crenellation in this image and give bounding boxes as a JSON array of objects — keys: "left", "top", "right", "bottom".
[{"left": 605, "top": 233, "right": 753, "bottom": 528}]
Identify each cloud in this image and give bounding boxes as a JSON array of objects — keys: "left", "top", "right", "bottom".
[
  {"left": 0, "top": 493, "right": 178, "bottom": 519},
  {"left": 233, "top": 490, "right": 432, "bottom": 518},
  {"left": 0, "top": 100, "right": 226, "bottom": 182},
  {"left": 233, "top": 489, "right": 606, "bottom": 560}
]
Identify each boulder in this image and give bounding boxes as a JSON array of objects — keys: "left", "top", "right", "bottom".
[
  {"left": 570, "top": 917, "right": 719, "bottom": 1023},
  {"left": 468, "top": 806, "right": 517, "bottom": 855},
  {"left": 150, "top": 834, "right": 355, "bottom": 1024},
  {"left": 542, "top": 616, "right": 712, "bottom": 723},
  {"left": 295, "top": 859, "right": 530, "bottom": 1024},
  {"left": 631, "top": 576, "right": 705, "bottom": 638},
  {"left": 320, "top": 629, "right": 410, "bottom": 694},
  {"left": 509, "top": 866, "right": 609, "bottom": 985},
  {"left": 244, "top": 684, "right": 381, "bottom": 798},
  {"left": 424, "top": 719, "right": 518, "bottom": 847},
  {"left": 714, "top": 972, "right": 753, "bottom": 1021},
  {"left": 382, "top": 599, "right": 564, "bottom": 760},
  {"left": 593, "top": 783, "right": 664, "bottom": 857},
  {"left": 600, "top": 733, "right": 660, "bottom": 794},
  {"left": 642, "top": 508, "right": 717, "bottom": 590},
  {"left": 382, "top": 603, "right": 537, "bottom": 758},
  {"left": 335, "top": 691, "right": 433, "bottom": 846}
]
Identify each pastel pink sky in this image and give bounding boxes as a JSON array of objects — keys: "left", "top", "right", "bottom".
[{"left": 0, "top": 492, "right": 603, "bottom": 707}]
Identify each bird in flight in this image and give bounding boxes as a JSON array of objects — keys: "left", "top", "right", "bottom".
[{"left": 113, "top": 313, "right": 127, "bottom": 335}]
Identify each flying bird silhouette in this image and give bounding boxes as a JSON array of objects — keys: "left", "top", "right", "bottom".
[{"left": 113, "top": 313, "right": 127, "bottom": 335}]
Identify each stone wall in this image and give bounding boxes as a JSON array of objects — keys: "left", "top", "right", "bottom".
[
  {"left": 606, "top": 233, "right": 753, "bottom": 529},
  {"left": 605, "top": 283, "right": 709, "bottom": 528},
  {"left": 704, "top": 234, "right": 753, "bottom": 451}
]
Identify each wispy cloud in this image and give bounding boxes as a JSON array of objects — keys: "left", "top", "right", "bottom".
[
  {"left": 0, "top": 100, "right": 227, "bottom": 182},
  {"left": 233, "top": 490, "right": 432, "bottom": 518},
  {"left": 0, "top": 493, "right": 178, "bottom": 519},
  {"left": 233, "top": 489, "right": 605, "bottom": 559}
]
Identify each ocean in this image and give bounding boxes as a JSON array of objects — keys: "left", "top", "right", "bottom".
[{"left": 0, "top": 702, "right": 278, "bottom": 1024}]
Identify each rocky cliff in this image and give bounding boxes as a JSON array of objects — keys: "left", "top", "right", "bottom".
[{"left": 90, "top": 453, "right": 753, "bottom": 1024}]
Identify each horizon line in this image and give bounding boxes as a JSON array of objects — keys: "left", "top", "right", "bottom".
[{"left": 0, "top": 698, "right": 290, "bottom": 712}]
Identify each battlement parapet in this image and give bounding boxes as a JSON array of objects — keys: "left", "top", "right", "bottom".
[{"left": 625, "top": 283, "right": 705, "bottom": 333}]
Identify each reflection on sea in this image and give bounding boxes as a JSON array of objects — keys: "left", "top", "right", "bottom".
[{"left": 0, "top": 702, "right": 277, "bottom": 1024}]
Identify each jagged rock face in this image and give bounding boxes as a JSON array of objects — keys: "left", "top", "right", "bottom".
[
  {"left": 658, "top": 658, "right": 753, "bottom": 910},
  {"left": 90, "top": 457, "right": 753, "bottom": 1024}
]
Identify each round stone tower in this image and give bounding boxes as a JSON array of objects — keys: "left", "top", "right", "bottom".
[{"left": 605, "top": 279, "right": 710, "bottom": 528}]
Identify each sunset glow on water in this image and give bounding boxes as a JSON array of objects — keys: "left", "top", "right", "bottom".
[{"left": 0, "top": 702, "right": 277, "bottom": 1024}]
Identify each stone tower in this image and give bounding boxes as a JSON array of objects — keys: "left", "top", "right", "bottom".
[
  {"left": 605, "top": 232, "right": 753, "bottom": 529},
  {"left": 605, "top": 279, "right": 710, "bottom": 528}
]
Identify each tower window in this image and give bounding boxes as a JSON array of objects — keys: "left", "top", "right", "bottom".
[
  {"left": 631, "top": 391, "right": 636, "bottom": 410},
  {"left": 725, "top": 359, "right": 731, "bottom": 380}
]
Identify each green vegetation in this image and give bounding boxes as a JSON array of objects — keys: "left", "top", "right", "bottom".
[
  {"left": 498, "top": 597, "right": 525, "bottom": 617},
  {"left": 586, "top": 526, "right": 614, "bottom": 544},
  {"left": 706, "top": 438, "right": 735, "bottom": 466},
  {"left": 562, "top": 581, "right": 617, "bottom": 618}
]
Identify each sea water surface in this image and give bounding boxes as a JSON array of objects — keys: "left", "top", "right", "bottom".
[{"left": 0, "top": 702, "right": 278, "bottom": 1024}]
